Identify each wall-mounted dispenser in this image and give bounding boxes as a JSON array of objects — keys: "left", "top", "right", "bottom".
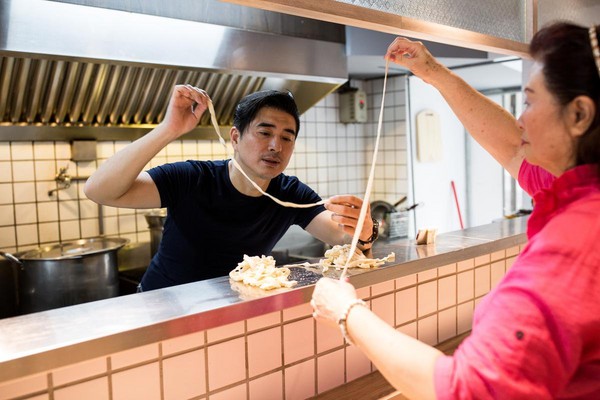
[{"left": 339, "top": 88, "right": 367, "bottom": 123}]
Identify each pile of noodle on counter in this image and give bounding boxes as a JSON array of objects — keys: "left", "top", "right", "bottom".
[{"left": 229, "top": 245, "right": 395, "bottom": 290}]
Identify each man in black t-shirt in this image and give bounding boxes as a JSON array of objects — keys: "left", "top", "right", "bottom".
[{"left": 85, "top": 85, "right": 376, "bottom": 290}]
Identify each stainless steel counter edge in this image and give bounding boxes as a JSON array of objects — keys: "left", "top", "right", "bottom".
[{"left": 0, "top": 218, "right": 528, "bottom": 383}]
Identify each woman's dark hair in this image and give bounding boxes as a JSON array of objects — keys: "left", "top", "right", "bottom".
[
  {"left": 530, "top": 21, "right": 600, "bottom": 170},
  {"left": 233, "top": 90, "right": 300, "bottom": 136}
]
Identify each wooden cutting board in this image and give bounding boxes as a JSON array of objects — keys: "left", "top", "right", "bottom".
[{"left": 416, "top": 109, "right": 443, "bottom": 162}]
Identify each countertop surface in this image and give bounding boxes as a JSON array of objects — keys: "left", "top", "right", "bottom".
[{"left": 0, "top": 217, "right": 528, "bottom": 382}]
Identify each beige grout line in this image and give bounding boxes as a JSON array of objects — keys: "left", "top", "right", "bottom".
[
  {"left": 158, "top": 343, "right": 164, "bottom": 400},
  {"left": 244, "top": 319, "right": 250, "bottom": 400},
  {"left": 47, "top": 372, "right": 54, "bottom": 400},
  {"left": 107, "top": 356, "right": 113, "bottom": 400}
]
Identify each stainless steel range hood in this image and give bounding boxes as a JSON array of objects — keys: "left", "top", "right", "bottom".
[{"left": 0, "top": 0, "right": 347, "bottom": 141}]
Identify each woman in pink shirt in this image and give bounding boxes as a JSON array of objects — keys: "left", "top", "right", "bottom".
[{"left": 311, "top": 22, "right": 600, "bottom": 399}]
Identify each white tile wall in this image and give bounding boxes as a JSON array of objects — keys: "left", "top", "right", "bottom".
[{"left": 0, "top": 78, "right": 410, "bottom": 252}]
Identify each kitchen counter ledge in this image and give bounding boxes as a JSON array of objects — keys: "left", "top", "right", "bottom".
[{"left": 0, "top": 217, "right": 527, "bottom": 383}]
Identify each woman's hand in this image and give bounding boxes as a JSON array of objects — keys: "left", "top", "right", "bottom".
[
  {"left": 385, "top": 37, "right": 445, "bottom": 84},
  {"left": 160, "top": 84, "right": 211, "bottom": 139},
  {"left": 311, "top": 277, "right": 359, "bottom": 328},
  {"left": 325, "top": 195, "right": 373, "bottom": 244}
]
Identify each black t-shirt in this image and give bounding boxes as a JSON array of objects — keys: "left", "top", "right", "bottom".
[{"left": 141, "top": 160, "right": 325, "bottom": 290}]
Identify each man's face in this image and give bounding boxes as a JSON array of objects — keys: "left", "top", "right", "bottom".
[{"left": 231, "top": 107, "right": 297, "bottom": 182}]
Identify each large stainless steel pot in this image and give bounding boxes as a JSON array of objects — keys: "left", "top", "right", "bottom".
[
  {"left": 144, "top": 209, "right": 167, "bottom": 257},
  {"left": 0, "top": 237, "right": 128, "bottom": 315}
]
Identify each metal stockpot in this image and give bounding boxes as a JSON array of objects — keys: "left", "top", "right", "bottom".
[
  {"left": 0, "top": 237, "right": 128, "bottom": 315},
  {"left": 144, "top": 209, "right": 167, "bottom": 257}
]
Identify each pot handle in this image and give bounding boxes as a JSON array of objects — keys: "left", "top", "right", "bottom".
[{"left": 0, "top": 251, "right": 24, "bottom": 268}]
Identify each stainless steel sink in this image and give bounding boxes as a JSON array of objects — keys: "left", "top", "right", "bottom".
[
  {"left": 271, "top": 242, "right": 330, "bottom": 265},
  {"left": 271, "top": 226, "right": 330, "bottom": 265}
]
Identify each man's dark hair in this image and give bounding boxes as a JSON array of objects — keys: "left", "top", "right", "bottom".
[{"left": 233, "top": 90, "right": 300, "bottom": 136}]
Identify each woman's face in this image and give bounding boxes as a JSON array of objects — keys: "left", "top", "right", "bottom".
[{"left": 518, "top": 62, "right": 578, "bottom": 176}]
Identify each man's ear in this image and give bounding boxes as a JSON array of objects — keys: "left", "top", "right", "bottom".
[
  {"left": 230, "top": 127, "right": 240, "bottom": 148},
  {"left": 568, "top": 95, "right": 596, "bottom": 138}
]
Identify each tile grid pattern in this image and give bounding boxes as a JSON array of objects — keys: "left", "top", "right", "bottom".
[
  {"left": 0, "top": 80, "right": 409, "bottom": 253},
  {"left": 0, "top": 246, "right": 523, "bottom": 400}
]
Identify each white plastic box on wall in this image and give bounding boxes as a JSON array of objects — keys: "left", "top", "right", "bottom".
[{"left": 339, "top": 89, "right": 367, "bottom": 123}]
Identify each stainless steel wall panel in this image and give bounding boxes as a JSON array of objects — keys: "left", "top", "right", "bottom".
[{"left": 335, "top": 0, "right": 528, "bottom": 43}]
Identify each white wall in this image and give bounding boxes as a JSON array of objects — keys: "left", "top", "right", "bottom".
[
  {"left": 465, "top": 93, "right": 504, "bottom": 226},
  {"left": 407, "top": 77, "right": 467, "bottom": 234}
]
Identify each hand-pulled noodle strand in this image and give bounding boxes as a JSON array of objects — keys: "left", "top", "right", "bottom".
[
  {"left": 206, "top": 100, "right": 326, "bottom": 209},
  {"left": 339, "top": 60, "right": 389, "bottom": 280}
]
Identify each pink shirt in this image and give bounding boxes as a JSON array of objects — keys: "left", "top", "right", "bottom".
[{"left": 434, "top": 161, "right": 600, "bottom": 399}]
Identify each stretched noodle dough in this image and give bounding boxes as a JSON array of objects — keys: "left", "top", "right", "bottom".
[{"left": 319, "top": 244, "right": 395, "bottom": 273}]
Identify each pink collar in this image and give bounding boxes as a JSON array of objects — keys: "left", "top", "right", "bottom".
[{"left": 527, "top": 164, "right": 600, "bottom": 238}]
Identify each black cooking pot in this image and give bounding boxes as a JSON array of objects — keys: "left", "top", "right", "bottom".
[{"left": 0, "top": 237, "right": 128, "bottom": 315}]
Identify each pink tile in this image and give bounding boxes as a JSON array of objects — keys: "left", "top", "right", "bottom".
[
  {"left": 457, "top": 271, "right": 474, "bottom": 303},
  {"left": 112, "top": 363, "right": 160, "bottom": 400},
  {"left": 457, "top": 259, "right": 474, "bottom": 272},
  {"left": 506, "top": 246, "right": 520, "bottom": 257},
  {"left": 457, "top": 301, "right": 474, "bottom": 334},
  {"left": 316, "top": 316, "right": 344, "bottom": 353},
  {"left": 356, "top": 286, "right": 370, "bottom": 299},
  {"left": 248, "top": 327, "right": 282, "bottom": 377},
  {"left": 474, "top": 254, "right": 490, "bottom": 266},
  {"left": 506, "top": 256, "right": 517, "bottom": 271},
  {"left": 0, "top": 372, "right": 47, "bottom": 400},
  {"left": 285, "top": 359, "right": 315, "bottom": 400},
  {"left": 317, "top": 350, "right": 344, "bottom": 394},
  {"left": 438, "top": 275, "right": 456, "bottom": 310},
  {"left": 437, "top": 263, "right": 456, "bottom": 277},
  {"left": 346, "top": 344, "right": 371, "bottom": 382},
  {"left": 283, "top": 302, "right": 312, "bottom": 321},
  {"left": 438, "top": 307, "right": 457, "bottom": 343},
  {"left": 207, "top": 321, "right": 244, "bottom": 343},
  {"left": 372, "top": 294, "right": 394, "bottom": 326},
  {"left": 491, "top": 261, "right": 506, "bottom": 288},
  {"left": 417, "top": 268, "right": 437, "bottom": 282},
  {"left": 52, "top": 357, "right": 106, "bottom": 386},
  {"left": 283, "top": 319, "right": 315, "bottom": 364},
  {"left": 163, "top": 349, "right": 206, "bottom": 400},
  {"left": 247, "top": 311, "right": 281, "bottom": 331},
  {"left": 417, "top": 315, "right": 438, "bottom": 346},
  {"left": 162, "top": 330, "right": 205, "bottom": 356},
  {"left": 249, "top": 371, "right": 283, "bottom": 400},
  {"left": 110, "top": 343, "right": 158, "bottom": 370},
  {"left": 395, "top": 287, "right": 416, "bottom": 325},
  {"left": 490, "top": 250, "right": 505, "bottom": 261},
  {"left": 397, "top": 322, "right": 417, "bottom": 339},
  {"left": 54, "top": 377, "right": 109, "bottom": 400},
  {"left": 395, "top": 274, "right": 416, "bottom": 289},
  {"left": 210, "top": 383, "right": 247, "bottom": 400},
  {"left": 474, "top": 265, "right": 491, "bottom": 297},
  {"left": 207, "top": 338, "right": 246, "bottom": 391},
  {"left": 417, "top": 281, "right": 437, "bottom": 317},
  {"left": 371, "top": 280, "right": 394, "bottom": 296}
]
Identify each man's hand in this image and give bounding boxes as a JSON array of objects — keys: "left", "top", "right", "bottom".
[
  {"left": 160, "top": 84, "right": 211, "bottom": 139},
  {"left": 325, "top": 195, "right": 373, "bottom": 244}
]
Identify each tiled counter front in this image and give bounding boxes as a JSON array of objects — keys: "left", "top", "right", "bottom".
[{"left": 0, "top": 224, "right": 525, "bottom": 400}]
